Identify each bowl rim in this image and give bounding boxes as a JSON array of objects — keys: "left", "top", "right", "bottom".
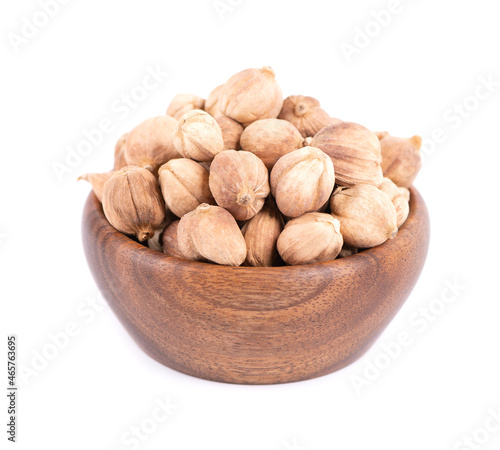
[{"left": 84, "top": 186, "right": 426, "bottom": 274}]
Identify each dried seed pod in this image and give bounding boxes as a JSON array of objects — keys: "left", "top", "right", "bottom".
[
  {"left": 380, "top": 134, "right": 422, "bottom": 188},
  {"left": 173, "top": 110, "right": 224, "bottom": 161},
  {"left": 239, "top": 119, "right": 304, "bottom": 169},
  {"left": 215, "top": 115, "right": 244, "bottom": 150},
  {"left": 379, "top": 177, "right": 400, "bottom": 200},
  {"left": 375, "top": 131, "right": 389, "bottom": 141},
  {"left": 278, "top": 95, "right": 331, "bottom": 138},
  {"left": 379, "top": 177, "right": 410, "bottom": 228},
  {"left": 113, "top": 133, "right": 128, "bottom": 170},
  {"left": 398, "top": 186, "right": 410, "bottom": 202},
  {"left": 219, "top": 66, "right": 283, "bottom": 126},
  {"left": 124, "top": 116, "right": 180, "bottom": 173},
  {"left": 311, "top": 122, "right": 383, "bottom": 187},
  {"left": 277, "top": 213, "right": 343, "bottom": 265},
  {"left": 158, "top": 158, "right": 215, "bottom": 218},
  {"left": 270, "top": 146, "right": 335, "bottom": 218},
  {"left": 330, "top": 184, "right": 398, "bottom": 248},
  {"left": 102, "top": 166, "right": 165, "bottom": 241},
  {"left": 166, "top": 94, "right": 205, "bottom": 120},
  {"left": 162, "top": 220, "right": 186, "bottom": 258},
  {"left": 241, "top": 200, "right": 284, "bottom": 267},
  {"left": 209, "top": 150, "right": 270, "bottom": 221},
  {"left": 393, "top": 190, "right": 410, "bottom": 228},
  {"left": 78, "top": 170, "right": 115, "bottom": 202},
  {"left": 205, "top": 84, "right": 224, "bottom": 117},
  {"left": 330, "top": 117, "right": 343, "bottom": 126},
  {"left": 178, "top": 204, "right": 247, "bottom": 266}
]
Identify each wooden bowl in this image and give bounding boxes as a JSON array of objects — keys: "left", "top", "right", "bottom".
[{"left": 82, "top": 187, "right": 429, "bottom": 384}]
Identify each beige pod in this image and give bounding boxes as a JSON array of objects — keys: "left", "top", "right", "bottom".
[
  {"left": 270, "top": 146, "right": 335, "bottom": 218},
  {"left": 277, "top": 213, "right": 344, "bottom": 265},
  {"left": 158, "top": 159, "right": 215, "bottom": 218},
  {"left": 102, "top": 166, "right": 166, "bottom": 242},
  {"left": 209, "top": 150, "right": 270, "bottom": 221},
  {"left": 330, "top": 184, "right": 398, "bottom": 248},
  {"left": 177, "top": 204, "right": 247, "bottom": 266}
]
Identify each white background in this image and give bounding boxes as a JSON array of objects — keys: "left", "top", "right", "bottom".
[{"left": 1, "top": 0, "right": 500, "bottom": 449}]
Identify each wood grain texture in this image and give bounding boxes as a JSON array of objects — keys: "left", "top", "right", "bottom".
[{"left": 82, "top": 188, "right": 430, "bottom": 384}]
